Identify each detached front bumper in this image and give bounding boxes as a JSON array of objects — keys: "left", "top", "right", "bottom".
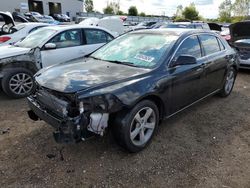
[{"left": 27, "top": 96, "right": 89, "bottom": 143}]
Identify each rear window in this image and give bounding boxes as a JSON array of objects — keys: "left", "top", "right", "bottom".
[
  {"left": 199, "top": 34, "right": 221, "bottom": 55},
  {"left": 217, "top": 38, "right": 225, "bottom": 50}
]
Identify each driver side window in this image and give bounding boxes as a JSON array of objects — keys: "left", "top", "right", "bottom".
[{"left": 175, "top": 36, "right": 202, "bottom": 59}]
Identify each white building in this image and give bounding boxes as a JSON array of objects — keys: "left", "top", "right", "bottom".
[{"left": 1, "top": 0, "right": 84, "bottom": 19}]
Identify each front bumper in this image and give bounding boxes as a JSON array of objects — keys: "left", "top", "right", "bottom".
[
  {"left": 27, "top": 96, "right": 89, "bottom": 143},
  {"left": 239, "top": 59, "right": 250, "bottom": 69}
]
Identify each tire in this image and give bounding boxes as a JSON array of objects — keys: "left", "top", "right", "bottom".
[
  {"left": 112, "top": 100, "right": 159, "bottom": 153},
  {"left": 1, "top": 68, "right": 35, "bottom": 98},
  {"left": 219, "top": 67, "right": 236, "bottom": 97}
]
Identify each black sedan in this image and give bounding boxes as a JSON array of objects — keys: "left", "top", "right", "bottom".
[{"left": 27, "top": 29, "right": 239, "bottom": 152}]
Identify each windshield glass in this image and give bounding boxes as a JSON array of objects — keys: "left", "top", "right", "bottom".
[
  {"left": 15, "top": 28, "right": 57, "bottom": 48},
  {"left": 91, "top": 33, "right": 178, "bottom": 68}
]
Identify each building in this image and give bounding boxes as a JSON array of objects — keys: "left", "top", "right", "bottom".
[{"left": 1, "top": 0, "right": 84, "bottom": 19}]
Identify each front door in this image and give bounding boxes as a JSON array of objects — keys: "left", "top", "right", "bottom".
[
  {"left": 168, "top": 35, "right": 205, "bottom": 114},
  {"left": 41, "top": 29, "right": 84, "bottom": 68}
]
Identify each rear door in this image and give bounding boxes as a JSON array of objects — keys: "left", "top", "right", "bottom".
[
  {"left": 82, "top": 28, "right": 114, "bottom": 55},
  {"left": 198, "top": 34, "right": 228, "bottom": 96},
  {"left": 168, "top": 35, "right": 206, "bottom": 113},
  {"left": 41, "top": 29, "right": 83, "bottom": 68}
]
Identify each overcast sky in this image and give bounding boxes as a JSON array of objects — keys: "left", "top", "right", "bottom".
[{"left": 93, "top": 0, "right": 225, "bottom": 18}]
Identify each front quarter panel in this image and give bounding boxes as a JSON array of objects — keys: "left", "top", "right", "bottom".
[{"left": 76, "top": 70, "right": 168, "bottom": 112}]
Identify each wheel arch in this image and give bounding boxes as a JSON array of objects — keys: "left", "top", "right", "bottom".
[
  {"left": 1, "top": 61, "right": 38, "bottom": 75},
  {"left": 136, "top": 94, "right": 165, "bottom": 120}
]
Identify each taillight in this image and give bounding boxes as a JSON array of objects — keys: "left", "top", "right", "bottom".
[{"left": 0, "top": 36, "right": 11, "bottom": 43}]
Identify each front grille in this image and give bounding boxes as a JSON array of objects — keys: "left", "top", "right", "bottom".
[{"left": 35, "top": 88, "right": 69, "bottom": 118}]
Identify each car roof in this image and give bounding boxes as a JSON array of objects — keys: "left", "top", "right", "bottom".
[
  {"left": 41, "top": 25, "right": 115, "bottom": 36},
  {"left": 131, "top": 28, "right": 219, "bottom": 37},
  {"left": 15, "top": 22, "right": 50, "bottom": 27}
]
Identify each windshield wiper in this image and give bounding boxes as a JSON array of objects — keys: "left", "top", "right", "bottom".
[
  {"left": 90, "top": 56, "right": 103, "bottom": 61},
  {"left": 107, "top": 60, "right": 138, "bottom": 67}
]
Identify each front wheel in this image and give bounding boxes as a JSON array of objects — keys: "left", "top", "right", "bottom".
[
  {"left": 112, "top": 100, "right": 159, "bottom": 153},
  {"left": 1, "top": 68, "right": 35, "bottom": 98},
  {"left": 219, "top": 67, "right": 236, "bottom": 97}
]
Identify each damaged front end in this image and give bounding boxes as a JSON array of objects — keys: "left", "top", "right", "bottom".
[{"left": 27, "top": 87, "right": 124, "bottom": 143}]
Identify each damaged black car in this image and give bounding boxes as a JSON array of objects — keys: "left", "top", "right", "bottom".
[
  {"left": 28, "top": 29, "right": 238, "bottom": 152},
  {"left": 230, "top": 21, "right": 250, "bottom": 69}
]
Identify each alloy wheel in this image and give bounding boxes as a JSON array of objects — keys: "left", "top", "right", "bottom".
[
  {"left": 225, "top": 70, "right": 235, "bottom": 94},
  {"left": 130, "top": 107, "right": 156, "bottom": 146},
  {"left": 9, "top": 73, "right": 33, "bottom": 95}
]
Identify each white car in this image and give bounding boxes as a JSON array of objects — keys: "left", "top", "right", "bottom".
[
  {"left": 0, "top": 25, "right": 115, "bottom": 98},
  {"left": 79, "top": 17, "right": 124, "bottom": 36},
  {"left": 0, "top": 11, "right": 15, "bottom": 35},
  {"left": 0, "top": 23, "right": 50, "bottom": 46}
]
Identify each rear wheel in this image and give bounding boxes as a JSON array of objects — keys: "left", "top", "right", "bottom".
[
  {"left": 219, "top": 67, "right": 236, "bottom": 97},
  {"left": 112, "top": 100, "right": 159, "bottom": 152},
  {"left": 1, "top": 68, "right": 35, "bottom": 98}
]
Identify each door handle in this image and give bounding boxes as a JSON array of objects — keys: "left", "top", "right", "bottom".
[{"left": 196, "top": 63, "right": 206, "bottom": 72}]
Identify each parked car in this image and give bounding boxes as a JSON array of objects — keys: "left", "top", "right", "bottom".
[
  {"left": 50, "top": 14, "right": 70, "bottom": 22},
  {"left": 60, "top": 14, "right": 71, "bottom": 22},
  {"left": 160, "top": 22, "right": 210, "bottom": 30},
  {"left": 0, "top": 11, "right": 15, "bottom": 36},
  {"left": 230, "top": 21, "right": 250, "bottom": 69},
  {"left": 0, "top": 25, "right": 115, "bottom": 98},
  {"left": 12, "top": 12, "right": 30, "bottom": 23},
  {"left": 220, "top": 28, "right": 231, "bottom": 43},
  {"left": 79, "top": 17, "right": 124, "bottom": 36},
  {"left": 27, "top": 29, "right": 238, "bottom": 152},
  {"left": 0, "top": 23, "right": 49, "bottom": 46},
  {"left": 131, "top": 21, "right": 157, "bottom": 30}
]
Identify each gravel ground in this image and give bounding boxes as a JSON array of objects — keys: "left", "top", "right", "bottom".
[{"left": 0, "top": 71, "right": 250, "bottom": 188}]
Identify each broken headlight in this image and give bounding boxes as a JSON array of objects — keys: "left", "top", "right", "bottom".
[{"left": 78, "top": 94, "right": 123, "bottom": 113}]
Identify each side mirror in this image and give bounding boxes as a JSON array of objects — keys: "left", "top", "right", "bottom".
[
  {"left": 44, "top": 43, "right": 56, "bottom": 50},
  {"left": 172, "top": 55, "right": 197, "bottom": 67}
]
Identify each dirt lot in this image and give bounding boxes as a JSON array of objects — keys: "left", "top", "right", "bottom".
[{"left": 0, "top": 71, "right": 249, "bottom": 188}]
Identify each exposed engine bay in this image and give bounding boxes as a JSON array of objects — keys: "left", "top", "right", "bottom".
[{"left": 27, "top": 87, "right": 121, "bottom": 143}]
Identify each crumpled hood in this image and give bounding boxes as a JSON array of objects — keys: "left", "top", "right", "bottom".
[
  {"left": 35, "top": 58, "right": 150, "bottom": 93},
  {"left": 0, "top": 45, "right": 31, "bottom": 59},
  {"left": 230, "top": 21, "right": 250, "bottom": 42}
]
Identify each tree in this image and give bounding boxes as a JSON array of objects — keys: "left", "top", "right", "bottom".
[
  {"left": 103, "top": 5, "right": 114, "bottom": 14},
  {"left": 219, "top": 0, "right": 232, "bottom": 22},
  {"left": 128, "top": 6, "right": 138, "bottom": 16},
  {"left": 232, "top": 0, "right": 250, "bottom": 17},
  {"left": 139, "top": 12, "right": 146, "bottom": 17},
  {"left": 84, "top": 0, "right": 94, "bottom": 13},
  {"left": 103, "top": 0, "right": 121, "bottom": 15},
  {"left": 175, "top": 5, "right": 183, "bottom": 17},
  {"left": 182, "top": 3, "right": 199, "bottom": 21},
  {"left": 117, "top": 10, "right": 124, "bottom": 15}
]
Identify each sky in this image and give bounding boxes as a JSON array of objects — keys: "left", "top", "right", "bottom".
[{"left": 92, "top": 0, "right": 225, "bottom": 18}]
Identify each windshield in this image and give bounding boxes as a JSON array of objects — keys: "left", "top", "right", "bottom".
[
  {"left": 15, "top": 28, "right": 57, "bottom": 48},
  {"left": 91, "top": 33, "right": 178, "bottom": 68}
]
